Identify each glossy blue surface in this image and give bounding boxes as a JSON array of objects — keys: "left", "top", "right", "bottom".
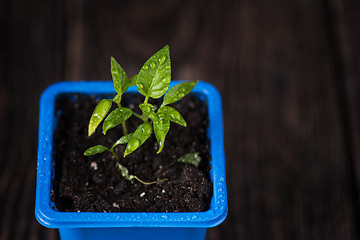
[
  {"left": 59, "top": 227, "right": 206, "bottom": 240},
  {"left": 35, "top": 81, "right": 227, "bottom": 239}
]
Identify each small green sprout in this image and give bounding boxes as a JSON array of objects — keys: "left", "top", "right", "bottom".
[
  {"left": 178, "top": 152, "right": 202, "bottom": 167},
  {"left": 84, "top": 45, "right": 198, "bottom": 184}
]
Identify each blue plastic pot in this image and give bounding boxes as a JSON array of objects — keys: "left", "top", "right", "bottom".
[{"left": 35, "top": 81, "right": 227, "bottom": 240}]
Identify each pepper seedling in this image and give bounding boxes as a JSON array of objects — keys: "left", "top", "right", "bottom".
[{"left": 84, "top": 45, "right": 198, "bottom": 184}]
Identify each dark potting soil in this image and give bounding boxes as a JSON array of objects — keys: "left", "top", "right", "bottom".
[{"left": 51, "top": 93, "right": 213, "bottom": 212}]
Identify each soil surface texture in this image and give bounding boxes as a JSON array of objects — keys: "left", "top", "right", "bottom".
[{"left": 52, "top": 93, "right": 213, "bottom": 212}]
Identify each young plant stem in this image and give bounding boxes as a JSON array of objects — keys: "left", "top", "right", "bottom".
[
  {"left": 144, "top": 96, "right": 149, "bottom": 104},
  {"left": 109, "top": 148, "right": 120, "bottom": 161},
  {"left": 132, "top": 111, "right": 149, "bottom": 122},
  {"left": 115, "top": 162, "right": 167, "bottom": 185},
  {"left": 121, "top": 122, "right": 128, "bottom": 135},
  {"left": 133, "top": 176, "right": 168, "bottom": 185}
]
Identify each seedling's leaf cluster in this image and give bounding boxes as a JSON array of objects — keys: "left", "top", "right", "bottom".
[{"left": 84, "top": 45, "right": 198, "bottom": 184}]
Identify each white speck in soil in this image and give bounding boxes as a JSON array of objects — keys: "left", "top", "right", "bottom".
[
  {"left": 90, "top": 162, "right": 98, "bottom": 170},
  {"left": 162, "top": 189, "right": 165, "bottom": 194},
  {"left": 113, "top": 203, "right": 120, "bottom": 208},
  {"left": 140, "top": 192, "right": 146, "bottom": 197}
]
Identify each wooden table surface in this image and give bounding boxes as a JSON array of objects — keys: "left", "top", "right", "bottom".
[{"left": 1, "top": 0, "right": 360, "bottom": 239}]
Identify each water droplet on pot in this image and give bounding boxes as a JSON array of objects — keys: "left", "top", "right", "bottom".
[{"left": 208, "top": 210, "right": 215, "bottom": 216}]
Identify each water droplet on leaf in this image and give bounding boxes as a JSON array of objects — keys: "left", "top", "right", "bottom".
[
  {"left": 127, "top": 139, "right": 140, "bottom": 152},
  {"left": 142, "top": 105, "right": 150, "bottom": 112},
  {"left": 150, "top": 61, "right": 156, "bottom": 69},
  {"left": 162, "top": 74, "right": 171, "bottom": 84},
  {"left": 159, "top": 55, "right": 167, "bottom": 64}
]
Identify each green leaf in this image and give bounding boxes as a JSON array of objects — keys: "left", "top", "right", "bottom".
[
  {"left": 88, "top": 99, "right": 112, "bottom": 136},
  {"left": 130, "top": 74, "right": 138, "bottom": 87},
  {"left": 130, "top": 122, "right": 153, "bottom": 145},
  {"left": 124, "top": 122, "right": 153, "bottom": 157},
  {"left": 178, "top": 152, "right": 201, "bottom": 167},
  {"left": 137, "top": 45, "right": 171, "bottom": 99},
  {"left": 84, "top": 145, "right": 109, "bottom": 156},
  {"left": 139, "top": 103, "right": 156, "bottom": 120},
  {"left": 116, "top": 162, "right": 131, "bottom": 179},
  {"left": 111, "top": 57, "right": 130, "bottom": 94},
  {"left": 102, "top": 107, "right": 132, "bottom": 135},
  {"left": 153, "top": 118, "right": 170, "bottom": 154},
  {"left": 157, "top": 106, "right": 187, "bottom": 127},
  {"left": 162, "top": 80, "right": 198, "bottom": 106},
  {"left": 113, "top": 133, "right": 134, "bottom": 147}
]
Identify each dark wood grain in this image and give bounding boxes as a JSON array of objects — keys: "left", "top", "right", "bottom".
[
  {"left": 328, "top": 0, "right": 360, "bottom": 221},
  {"left": 204, "top": 0, "right": 358, "bottom": 239},
  {"left": 0, "top": 0, "right": 359, "bottom": 239},
  {"left": 0, "top": 0, "right": 64, "bottom": 239}
]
